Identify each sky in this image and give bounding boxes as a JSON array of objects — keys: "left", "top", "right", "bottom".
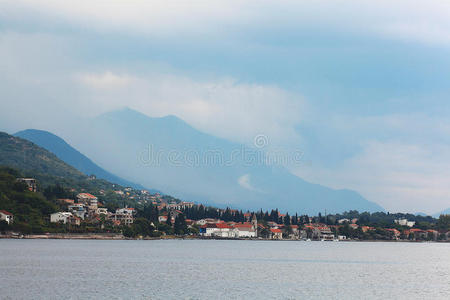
[{"left": 1, "top": 0, "right": 450, "bottom": 214}]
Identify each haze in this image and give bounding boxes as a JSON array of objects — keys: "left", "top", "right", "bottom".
[{"left": 1, "top": 1, "right": 450, "bottom": 214}]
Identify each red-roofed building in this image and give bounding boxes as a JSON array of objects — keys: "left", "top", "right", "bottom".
[
  {"left": 200, "top": 223, "right": 233, "bottom": 237},
  {"left": 0, "top": 210, "right": 14, "bottom": 224},
  {"left": 77, "top": 193, "right": 98, "bottom": 209},
  {"left": 270, "top": 228, "right": 282, "bottom": 239},
  {"left": 233, "top": 222, "right": 257, "bottom": 238},
  {"left": 361, "top": 226, "right": 374, "bottom": 233},
  {"left": 385, "top": 228, "right": 401, "bottom": 240}
]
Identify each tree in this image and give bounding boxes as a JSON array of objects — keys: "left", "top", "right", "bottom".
[
  {"left": 166, "top": 212, "right": 172, "bottom": 226},
  {"left": 283, "top": 225, "right": 293, "bottom": 238},
  {"left": 284, "top": 213, "right": 291, "bottom": 226},
  {"left": 259, "top": 227, "right": 270, "bottom": 238},
  {"left": 123, "top": 226, "right": 135, "bottom": 238},
  {"left": 174, "top": 214, "right": 188, "bottom": 235},
  {"left": 132, "top": 218, "right": 154, "bottom": 237},
  {"left": 437, "top": 215, "right": 450, "bottom": 231},
  {"left": 0, "top": 220, "right": 9, "bottom": 232}
]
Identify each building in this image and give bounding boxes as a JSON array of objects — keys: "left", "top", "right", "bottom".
[
  {"left": 233, "top": 223, "right": 257, "bottom": 238},
  {"left": 306, "top": 225, "right": 335, "bottom": 240},
  {"left": 114, "top": 208, "right": 135, "bottom": 226},
  {"left": 385, "top": 228, "right": 401, "bottom": 240},
  {"left": 199, "top": 223, "right": 233, "bottom": 237},
  {"left": 77, "top": 193, "right": 98, "bottom": 209},
  {"left": 96, "top": 208, "right": 108, "bottom": 215},
  {"left": 17, "top": 178, "right": 37, "bottom": 192},
  {"left": 68, "top": 204, "right": 87, "bottom": 220},
  {"left": 50, "top": 212, "right": 72, "bottom": 224},
  {"left": 394, "top": 218, "right": 416, "bottom": 227},
  {"left": 68, "top": 215, "right": 81, "bottom": 226},
  {"left": 407, "top": 228, "right": 427, "bottom": 239},
  {"left": 57, "top": 198, "right": 75, "bottom": 205},
  {"left": 337, "top": 218, "right": 350, "bottom": 224},
  {"left": 0, "top": 210, "right": 14, "bottom": 224},
  {"left": 361, "top": 226, "right": 374, "bottom": 233},
  {"left": 196, "top": 218, "right": 219, "bottom": 226},
  {"left": 349, "top": 224, "right": 359, "bottom": 230},
  {"left": 270, "top": 228, "right": 282, "bottom": 239},
  {"left": 166, "top": 202, "right": 195, "bottom": 210}
]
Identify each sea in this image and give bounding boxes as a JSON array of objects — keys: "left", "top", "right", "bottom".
[{"left": 0, "top": 239, "right": 449, "bottom": 299}]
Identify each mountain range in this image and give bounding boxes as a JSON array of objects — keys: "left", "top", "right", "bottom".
[
  {"left": 43, "top": 107, "right": 383, "bottom": 214},
  {"left": 0, "top": 131, "right": 130, "bottom": 193},
  {"left": 0, "top": 131, "right": 84, "bottom": 180},
  {"left": 4, "top": 108, "right": 448, "bottom": 215},
  {"left": 14, "top": 129, "right": 149, "bottom": 191}
]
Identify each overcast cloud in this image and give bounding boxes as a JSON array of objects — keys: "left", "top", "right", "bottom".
[{"left": 1, "top": 0, "right": 450, "bottom": 213}]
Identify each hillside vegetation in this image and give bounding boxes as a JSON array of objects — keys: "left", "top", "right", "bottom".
[{"left": 0, "top": 132, "right": 133, "bottom": 194}]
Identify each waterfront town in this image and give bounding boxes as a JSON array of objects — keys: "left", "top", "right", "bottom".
[{"left": 1, "top": 175, "right": 450, "bottom": 241}]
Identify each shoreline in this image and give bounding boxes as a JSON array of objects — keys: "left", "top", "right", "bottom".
[{"left": 1, "top": 234, "right": 448, "bottom": 242}]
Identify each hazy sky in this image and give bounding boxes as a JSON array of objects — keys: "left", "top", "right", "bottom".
[{"left": 1, "top": 0, "right": 450, "bottom": 214}]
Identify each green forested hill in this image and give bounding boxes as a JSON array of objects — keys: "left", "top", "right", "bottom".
[
  {"left": 0, "top": 167, "right": 58, "bottom": 233},
  {"left": 0, "top": 131, "right": 85, "bottom": 180},
  {"left": 0, "top": 131, "right": 127, "bottom": 192},
  {"left": 0, "top": 131, "right": 147, "bottom": 233}
]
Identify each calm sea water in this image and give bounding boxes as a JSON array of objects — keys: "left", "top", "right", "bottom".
[{"left": 0, "top": 239, "right": 449, "bottom": 299}]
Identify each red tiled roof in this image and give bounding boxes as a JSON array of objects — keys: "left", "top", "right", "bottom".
[
  {"left": 0, "top": 210, "right": 13, "bottom": 215},
  {"left": 235, "top": 224, "right": 252, "bottom": 228},
  {"left": 77, "top": 193, "right": 97, "bottom": 198},
  {"left": 216, "top": 223, "right": 232, "bottom": 229}
]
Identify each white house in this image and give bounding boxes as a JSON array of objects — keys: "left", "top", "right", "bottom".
[
  {"left": 394, "top": 219, "right": 416, "bottom": 227},
  {"left": 96, "top": 208, "right": 108, "bottom": 215},
  {"left": 50, "top": 212, "right": 73, "bottom": 224},
  {"left": 0, "top": 210, "right": 14, "bottom": 224},
  {"left": 196, "top": 218, "right": 219, "bottom": 226},
  {"left": 114, "top": 208, "right": 135, "bottom": 225},
  {"left": 338, "top": 218, "right": 350, "bottom": 224},
  {"left": 68, "top": 204, "right": 87, "bottom": 220},
  {"left": 200, "top": 223, "right": 234, "bottom": 237},
  {"left": 234, "top": 224, "right": 257, "bottom": 238}
]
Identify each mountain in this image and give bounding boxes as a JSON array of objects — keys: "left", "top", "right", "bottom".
[
  {"left": 0, "top": 131, "right": 130, "bottom": 193},
  {"left": 69, "top": 108, "right": 384, "bottom": 214},
  {"left": 0, "top": 131, "right": 85, "bottom": 180},
  {"left": 14, "top": 129, "right": 149, "bottom": 191}
]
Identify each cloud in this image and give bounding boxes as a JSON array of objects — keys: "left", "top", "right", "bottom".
[
  {"left": 78, "top": 71, "right": 135, "bottom": 89},
  {"left": 4, "top": 0, "right": 450, "bottom": 47},
  {"left": 2, "top": 1, "right": 450, "bottom": 214},
  {"left": 294, "top": 114, "right": 450, "bottom": 214},
  {"left": 238, "top": 174, "right": 262, "bottom": 192},
  {"left": 75, "top": 71, "right": 304, "bottom": 148}
]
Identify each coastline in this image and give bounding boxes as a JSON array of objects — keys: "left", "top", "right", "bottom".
[{"left": 1, "top": 233, "right": 448, "bottom": 242}]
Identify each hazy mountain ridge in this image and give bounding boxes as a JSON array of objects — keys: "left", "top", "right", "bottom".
[
  {"left": 0, "top": 131, "right": 85, "bottom": 180},
  {"left": 71, "top": 108, "right": 384, "bottom": 214},
  {"left": 0, "top": 131, "right": 138, "bottom": 194},
  {"left": 14, "top": 129, "right": 151, "bottom": 191}
]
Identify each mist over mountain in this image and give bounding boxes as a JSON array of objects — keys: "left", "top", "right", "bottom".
[
  {"left": 14, "top": 129, "right": 149, "bottom": 191},
  {"left": 68, "top": 108, "right": 384, "bottom": 214}
]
